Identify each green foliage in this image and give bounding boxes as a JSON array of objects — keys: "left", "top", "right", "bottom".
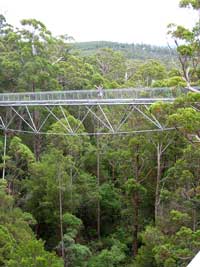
[
  {"left": 0, "top": 225, "right": 14, "bottom": 266},
  {"left": 134, "top": 223, "right": 200, "bottom": 267},
  {"left": 57, "top": 55, "right": 96, "bottom": 89},
  {"left": 179, "top": 0, "right": 200, "bottom": 10},
  {"left": 152, "top": 76, "right": 186, "bottom": 87},
  {"left": 88, "top": 241, "right": 126, "bottom": 267},
  {"left": 129, "top": 60, "right": 167, "bottom": 87},
  {"left": 57, "top": 213, "right": 91, "bottom": 267},
  {"left": 9, "top": 136, "right": 35, "bottom": 163},
  {"left": 90, "top": 48, "right": 126, "bottom": 84},
  {"left": 100, "top": 182, "right": 121, "bottom": 212},
  {"left": 133, "top": 245, "right": 156, "bottom": 267},
  {"left": 0, "top": 182, "right": 62, "bottom": 266},
  {"left": 63, "top": 212, "right": 82, "bottom": 238},
  {"left": 1, "top": 7, "right": 200, "bottom": 267},
  {"left": 7, "top": 239, "right": 63, "bottom": 267},
  {"left": 47, "top": 115, "right": 91, "bottom": 156},
  {"left": 0, "top": 179, "right": 7, "bottom": 191},
  {"left": 74, "top": 41, "right": 175, "bottom": 63},
  {"left": 67, "top": 243, "right": 91, "bottom": 267},
  {"left": 170, "top": 210, "right": 190, "bottom": 224},
  {"left": 168, "top": 107, "right": 200, "bottom": 133},
  {"left": 125, "top": 179, "right": 146, "bottom": 196},
  {"left": 168, "top": 0, "right": 200, "bottom": 85}
]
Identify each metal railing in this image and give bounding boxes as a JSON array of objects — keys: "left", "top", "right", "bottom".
[{"left": 0, "top": 87, "right": 185, "bottom": 106}]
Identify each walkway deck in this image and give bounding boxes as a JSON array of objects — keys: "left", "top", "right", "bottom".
[{"left": 0, "top": 88, "right": 183, "bottom": 106}]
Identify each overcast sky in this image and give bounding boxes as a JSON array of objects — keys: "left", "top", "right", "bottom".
[{"left": 0, "top": 0, "right": 197, "bottom": 46}]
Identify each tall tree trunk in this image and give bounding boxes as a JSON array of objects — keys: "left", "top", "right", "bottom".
[
  {"left": 192, "top": 208, "right": 197, "bottom": 232},
  {"left": 112, "top": 163, "right": 115, "bottom": 181},
  {"left": 58, "top": 166, "right": 67, "bottom": 267},
  {"left": 2, "top": 132, "right": 7, "bottom": 180},
  {"left": 34, "top": 135, "right": 41, "bottom": 161},
  {"left": 132, "top": 192, "right": 139, "bottom": 256},
  {"left": 132, "top": 152, "right": 140, "bottom": 256},
  {"left": 32, "top": 82, "right": 41, "bottom": 161},
  {"left": 155, "top": 144, "right": 162, "bottom": 224},
  {"left": 97, "top": 133, "right": 101, "bottom": 240}
]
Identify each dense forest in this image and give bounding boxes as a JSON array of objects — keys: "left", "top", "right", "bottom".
[
  {"left": 74, "top": 41, "right": 176, "bottom": 63},
  {"left": 0, "top": 0, "right": 200, "bottom": 267}
]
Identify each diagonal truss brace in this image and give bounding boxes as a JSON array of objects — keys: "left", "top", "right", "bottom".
[
  {"left": 115, "top": 105, "right": 135, "bottom": 132},
  {"left": 134, "top": 105, "right": 163, "bottom": 129},
  {"left": 11, "top": 107, "right": 37, "bottom": 133},
  {"left": 0, "top": 103, "right": 176, "bottom": 136},
  {"left": 25, "top": 106, "right": 38, "bottom": 132},
  {"left": 86, "top": 106, "right": 113, "bottom": 132},
  {"left": 97, "top": 105, "right": 115, "bottom": 133},
  {"left": 45, "top": 106, "right": 73, "bottom": 134}
]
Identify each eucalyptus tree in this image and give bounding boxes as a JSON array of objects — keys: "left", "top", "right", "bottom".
[
  {"left": 56, "top": 54, "right": 96, "bottom": 90},
  {"left": 88, "top": 48, "right": 127, "bottom": 86},
  {"left": 0, "top": 15, "right": 22, "bottom": 93},
  {"left": 0, "top": 18, "right": 61, "bottom": 159},
  {"left": 168, "top": 0, "right": 200, "bottom": 91},
  {"left": 149, "top": 101, "right": 187, "bottom": 223},
  {"left": 0, "top": 179, "right": 63, "bottom": 267},
  {"left": 163, "top": 145, "right": 200, "bottom": 232},
  {"left": 134, "top": 145, "right": 200, "bottom": 267},
  {"left": 168, "top": 92, "right": 200, "bottom": 142},
  {"left": 5, "top": 136, "right": 35, "bottom": 195},
  {"left": 23, "top": 114, "right": 96, "bottom": 249},
  {"left": 56, "top": 212, "right": 91, "bottom": 267},
  {"left": 130, "top": 60, "right": 167, "bottom": 87},
  {"left": 99, "top": 134, "right": 154, "bottom": 257}
]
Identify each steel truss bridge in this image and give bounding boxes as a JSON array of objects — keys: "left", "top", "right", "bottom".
[
  {"left": 0, "top": 87, "right": 186, "bottom": 137},
  {"left": 0, "top": 87, "right": 196, "bottom": 179}
]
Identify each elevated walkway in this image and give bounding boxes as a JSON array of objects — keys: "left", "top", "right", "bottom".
[
  {"left": 0, "top": 87, "right": 184, "bottom": 106},
  {"left": 0, "top": 87, "right": 188, "bottom": 136}
]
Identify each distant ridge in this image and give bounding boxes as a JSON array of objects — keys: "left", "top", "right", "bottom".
[{"left": 74, "top": 41, "right": 176, "bottom": 62}]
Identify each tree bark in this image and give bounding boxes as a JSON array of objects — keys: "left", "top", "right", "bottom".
[
  {"left": 155, "top": 144, "right": 162, "bottom": 224},
  {"left": 132, "top": 193, "right": 139, "bottom": 256},
  {"left": 97, "top": 133, "right": 101, "bottom": 240},
  {"left": 58, "top": 166, "right": 67, "bottom": 267},
  {"left": 132, "top": 151, "right": 140, "bottom": 257},
  {"left": 31, "top": 81, "right": 41, "bottom": 161}
]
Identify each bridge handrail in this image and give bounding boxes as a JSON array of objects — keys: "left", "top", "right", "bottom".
[{"left": 0, "top": 87, "right": 185, "bottom": 103}]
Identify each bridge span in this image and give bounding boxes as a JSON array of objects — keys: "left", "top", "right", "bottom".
[
  {"left": 0, "top": 87, "right": 182, "bottom": 106},
  {"left": 0, "top": 87, "right": 186, "bottom": 137},
  {"left": 0, "top": 87, "right": 191, "bottom": 180}
]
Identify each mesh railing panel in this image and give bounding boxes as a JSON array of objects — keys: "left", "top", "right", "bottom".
[{"left": 0, "top": 88, "right": 185, "bottom": 103}]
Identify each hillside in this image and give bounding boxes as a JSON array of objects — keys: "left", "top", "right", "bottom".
[{"left": 74, "top": 41, "right": 176, "bottom": 62}]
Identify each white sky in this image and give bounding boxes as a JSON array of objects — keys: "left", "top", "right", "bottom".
[{"left": 0, "top": 0, "right": 197, "bottom": 46}]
